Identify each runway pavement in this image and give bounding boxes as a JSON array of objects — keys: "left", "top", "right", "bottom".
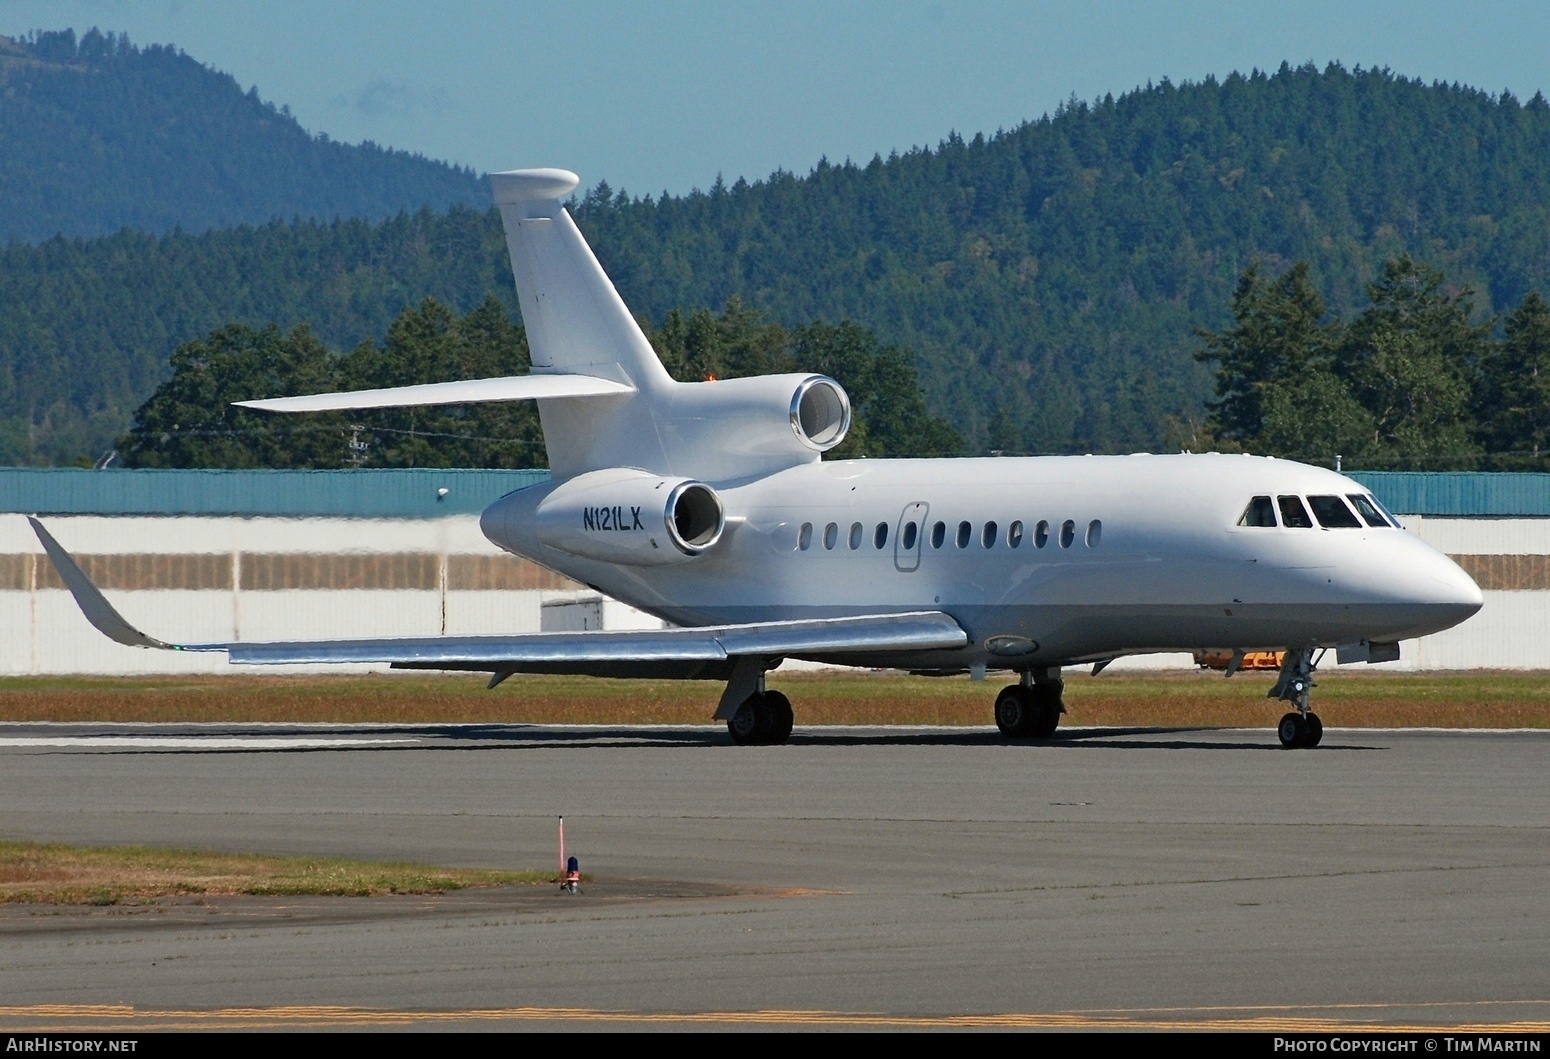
[{"left": 1, "top": 721, "right": 1547, "bottom": 1032}]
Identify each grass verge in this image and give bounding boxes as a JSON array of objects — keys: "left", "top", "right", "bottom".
[
  {"left": 0, "top": 668, "right": 1546, "bottom": 728},
  {"left": 0, "top": 840, "right": 554, "bottom": 905}
]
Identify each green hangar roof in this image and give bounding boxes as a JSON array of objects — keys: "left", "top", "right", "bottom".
[
  {"left": 0, "top": 468, "right": 549, "bottom": 518},
  {"left": 1346, "top": 472, "right": 1550, "bottom": 517},
  {"left": 0, "top": 467, "right": 1547, "bottom": 519}
]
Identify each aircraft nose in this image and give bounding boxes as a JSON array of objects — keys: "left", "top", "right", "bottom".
[
  {"left": 1426, "top": 550, "right": 1484, "bottom": 624},
  {"left": 1356, "top": 536, "right": 1484, "bottom": 641}
]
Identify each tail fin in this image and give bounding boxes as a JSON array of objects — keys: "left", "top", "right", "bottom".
[
  {"left": 237, "top": 169, "right": 832, "bottom": 483},
  {"left": 491, "top": 169, "right": 677, "bottom": 478},
  {"left": 491, "top": 169, "right": 672, "bottom": 391}
]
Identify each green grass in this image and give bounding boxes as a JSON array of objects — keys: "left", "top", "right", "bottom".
[
  {"left": 0, "top": 840, "right": 556, "bottom": 905},
  {"left": 0, "top": 668, "right": 1544, "bottom": 728}
]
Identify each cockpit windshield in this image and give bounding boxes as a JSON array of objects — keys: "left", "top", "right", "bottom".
[
  {"left": 1277, "top": 495, "right": 1314, "bottom": 528},
  {"left": 1238, "top": 495, "right": 1277, "bottom": 527},
  {"left": 1308, "top": 495, "right": 1363, "bottom": 528},
  {"left": 1348, "top": 493, "right": 1398, "bottom": 528}
]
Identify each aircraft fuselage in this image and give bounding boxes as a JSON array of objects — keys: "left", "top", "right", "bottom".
[{"left": 481, "top": 451, "right": 1483, "bottom": 672}]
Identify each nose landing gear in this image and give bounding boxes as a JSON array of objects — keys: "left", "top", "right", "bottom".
[{"left": 1270, "top": 647, "right": 1324, "bottom": 748}]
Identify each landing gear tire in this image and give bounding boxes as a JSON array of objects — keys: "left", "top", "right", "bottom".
[
  {"left": 727, "top": 695, "right": 772, "bottom": 745},
  {"left": 764, "top": 691, "right": 794, "bottom": 745},
  {"left": 727, "top": 691, "right": 792, "bottom": 746},
  {"left": 1277, "top": 711, "right": 1322, "bottom": 748},
  {"left": 995, "top": 685, "right": 1035, "bottom": 738},
  {"left": 995, "top": 685, "right": 1061, "bottom": 740},
  {"left": 1029, "top": 685, "right": 1061, "bottom": 739}
]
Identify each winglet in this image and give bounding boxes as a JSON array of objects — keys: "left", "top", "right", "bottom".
[{"left": 28, "top": 516, "right": 174, "bottom": 650}]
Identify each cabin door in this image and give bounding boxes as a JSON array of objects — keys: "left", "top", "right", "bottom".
[{"left": 894, "top": 501, "right": 928, "bottom": 573}]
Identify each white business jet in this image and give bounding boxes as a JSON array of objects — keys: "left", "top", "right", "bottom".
[{"left": 32, "top": 168, "right": 1484, "bottom": 748}]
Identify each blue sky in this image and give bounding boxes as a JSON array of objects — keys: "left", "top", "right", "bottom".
[{"left": 3, "top": 1, "right": 1547, "bottom": 197}]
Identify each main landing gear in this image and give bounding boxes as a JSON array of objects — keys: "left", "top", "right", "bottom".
[
  {"left": 726, "top": 689, "right": 794, "bottom": 746},
  {"left": 994, "top": 671, "right": 1063, "bottom": 739},
  {"left": 1269, "top": 647, "right": 1324, "bottom": 748}
]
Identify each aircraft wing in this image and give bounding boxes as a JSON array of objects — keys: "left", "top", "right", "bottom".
[{"left": 30, "top": 516, "right": 966, "bottom": 674}]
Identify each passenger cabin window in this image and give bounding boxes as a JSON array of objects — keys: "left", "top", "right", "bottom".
[
  {"left": 1278, "top": 496, "right": 1314, "bottom": 528},
  {"left": 1059, "top": 519, "right": 1076, "bottom": 548},
  {"left": 902, "top": 521, "right": 918, "bottom": 550},
  {"left": 874, "top": 522, "right": 889, "bottom": 548},
  {"left": 823, "top": 522, "right": 839, "bottom": 549},
  {"left": 1035, "top": 520, "right": 1050, "bottom": 548},
  {"left": 1348, "top": 494, "right": 1395, "bottom": 528},
  {"left": 956, "top": 521, "right": 971, "bottom": 548},
  {"left": 1239, "top": 496, "right": 1277, "bottom": 527},
  {"left": 1308, "top": 495, "right": 1362, "bottom": 528},
  {"left": 849, "top": 522, "right": 863, "bottom": 549},
  {"left": 798, "top": 523, "right": 813, "bottom": 550},
  {"left": 931, "top": 521, "right": 946, "bottom": 548},
  {"left": 1086, "top": 519, "right": 1102, "bottom": 547},
  {"left": 1008, "top": 520, "right": 1024, "bottom": 548},
  {"left": 982, "top": 521, "right": 998, "bottom": 548}
]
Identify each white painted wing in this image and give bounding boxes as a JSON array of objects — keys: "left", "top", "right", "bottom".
[
  {"left": 30, "top": 517, "right": 966, "bottom": 669},
  {"left": 213, "top": 612, "right": 967, "bottom": 666},
  {"left": 233, "top": 372, "right": 634, "bottom": 413}
]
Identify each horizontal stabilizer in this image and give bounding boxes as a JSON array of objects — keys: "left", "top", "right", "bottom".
[
  {"left": 29, "top": 517, "right": 172, "bottom": 650},
  {"left": 234, "top": 373, "right": 634, "bottom": 413}
]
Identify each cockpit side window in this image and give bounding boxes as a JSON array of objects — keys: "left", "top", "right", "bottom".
[
  {"left": 1348, "top": 493, "right": 1396, "bottom": 528},
  {"left": 1309, "top": 495, "right": 1362, "bottom": 528},
  {"left": 1239, "top": 496, "right": 1277, "bottom": 527},
  {"left": 1370, "top": 494, "right": 1403, "bottom": 527},
  {"left": 1277, "top": 495, "right": 1314, "bottom": 528}
]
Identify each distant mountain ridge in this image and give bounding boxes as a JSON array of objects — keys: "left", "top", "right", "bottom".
[
  {"left": 2, "top": 55, "right": 1549, "bottom": 466},
  {"left": 0, "top": 28, "right": 487, "bottom": 243}
]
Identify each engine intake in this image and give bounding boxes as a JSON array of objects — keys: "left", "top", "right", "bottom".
[
  {"left": 533, "top": 468, "right": 725, "bottom": 566},
  {"left": 790, "top": 376, "right": 851, "bottom": 451}
]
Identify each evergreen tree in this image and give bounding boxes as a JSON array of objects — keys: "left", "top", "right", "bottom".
[
  {"left": 1478, "top": 291, "right": 1550, "bottom": 464},
  {"left": 337, "top": 296, "right": 544, "bottom": 468},
  {"left": 1337, "top": 256, "right": 1486, "bottom": 467},
  {"left": 1194, "top": 260, "right": 1368, "bottom": 462},
  {"left": 118, "top": 323, "right": 345, "bottom": 468},
  {"left": 118, "top": 299, "right": 951, "bottom": 467}
]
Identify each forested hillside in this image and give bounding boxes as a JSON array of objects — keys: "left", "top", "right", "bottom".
[
  {"left": 3, "top": 60, "right": 1550, "bottom": 465},
  {"left": 0, "top": 29, "right": 485, "bottom": 243},
  {"left": 115, "top": 298, "right": 961, "bottom": 469}
]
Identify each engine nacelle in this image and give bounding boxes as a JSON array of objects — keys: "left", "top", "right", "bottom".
[
  {"left": 534, "top": 467, "right": 725, "bottom": 566},
  {"left": 658, "top": 373, "right": 851, "bottom": 479}
]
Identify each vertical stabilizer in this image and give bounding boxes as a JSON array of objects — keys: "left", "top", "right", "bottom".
[
  {"left": 491, "top": 169, "right": 672, "bottom": 391},
  {"left": 491, "top": 169, "right": 673, "bottom": 479}
]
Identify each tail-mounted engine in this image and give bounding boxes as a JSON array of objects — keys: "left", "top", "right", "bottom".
[
  {"left": 533, "top": 467, "right": 725, "bottom": 566},
  {"left": 657, "top": 373, "right": 851, "bottom": 479}
]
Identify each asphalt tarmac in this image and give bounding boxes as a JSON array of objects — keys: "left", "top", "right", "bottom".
[{"left": 0, "top": 721, "right": 1547, "bottom": 1032}]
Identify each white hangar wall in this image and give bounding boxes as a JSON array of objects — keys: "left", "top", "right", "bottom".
[
  {"left": 0, "top": 513, "right": 661, "bottom": 676},
  {"left": 1393, "top": 516, "right": 1550, "bottom": 671}
]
